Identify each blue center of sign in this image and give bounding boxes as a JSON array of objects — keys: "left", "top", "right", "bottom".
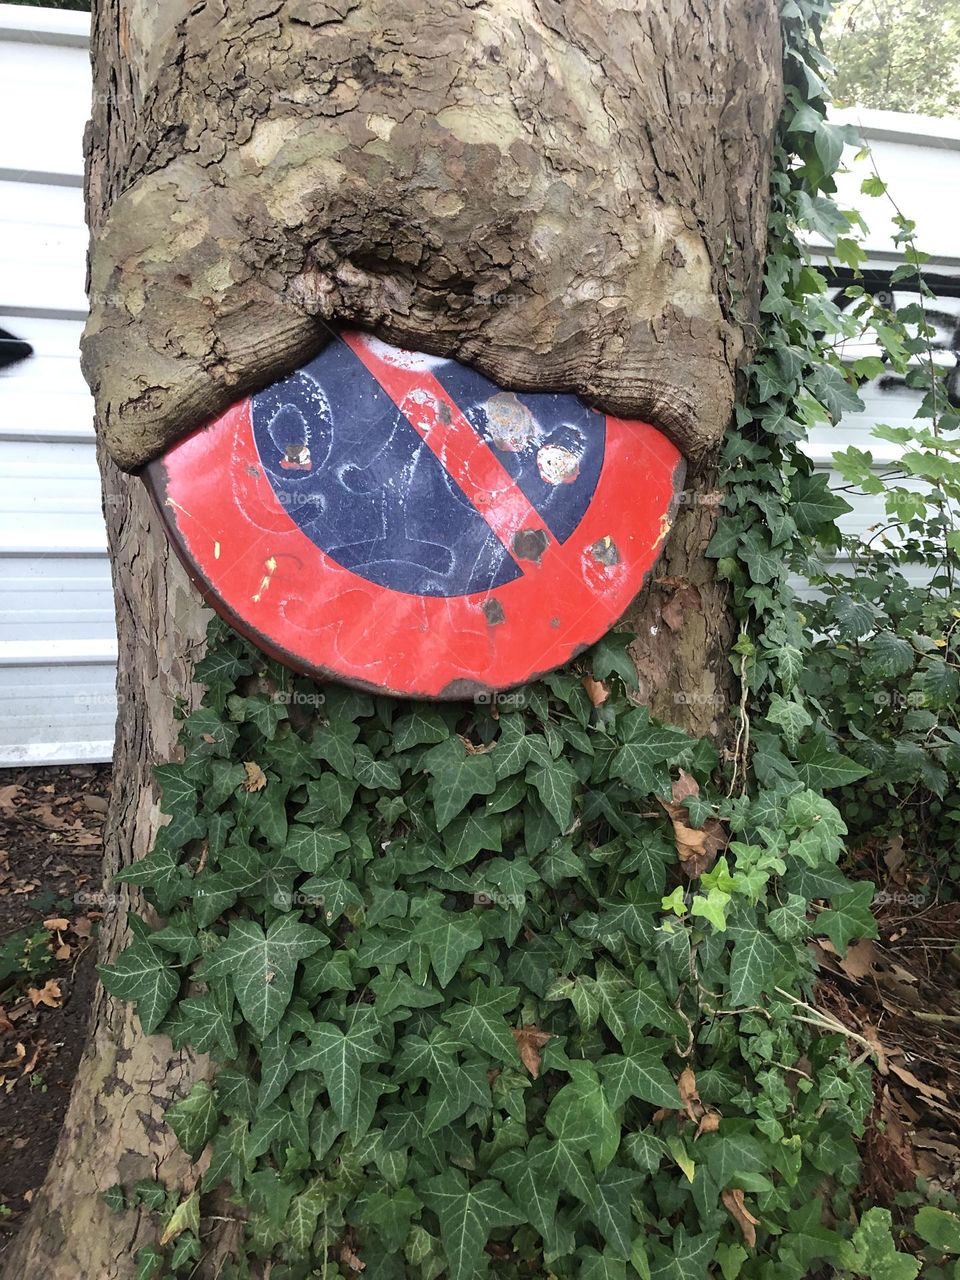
[{"left": 250, "top": 338, "right": 605, "bottom": 597}]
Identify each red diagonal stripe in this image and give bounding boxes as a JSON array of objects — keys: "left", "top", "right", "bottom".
[{"left": 343, "top": 332, "right": 549, "bottom": 567}]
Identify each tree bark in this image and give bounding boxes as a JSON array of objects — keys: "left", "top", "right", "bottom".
[{"left": 3, "top": 2, "right": 777, "bottom": 1274}]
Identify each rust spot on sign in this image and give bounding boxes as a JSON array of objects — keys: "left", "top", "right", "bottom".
[{"left": 512, "top": 528, "right": 549, "bottom": 563}]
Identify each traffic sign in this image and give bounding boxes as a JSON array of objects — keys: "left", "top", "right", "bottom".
[{"left": 146, "top": 330, "right": 684, "bottom": 698}]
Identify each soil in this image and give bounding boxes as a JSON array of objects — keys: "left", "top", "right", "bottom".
[{"left": 0, "top": 763, "right": 110, "bottom": 1255}]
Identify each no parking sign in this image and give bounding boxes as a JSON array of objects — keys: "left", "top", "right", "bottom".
[{"left": 147, "top": 331, "right": 684, "bottom": 698}]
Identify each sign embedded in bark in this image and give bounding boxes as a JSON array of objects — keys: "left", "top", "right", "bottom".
[{"left": 147, "top": 331, "right": 684, "bottom": 698}]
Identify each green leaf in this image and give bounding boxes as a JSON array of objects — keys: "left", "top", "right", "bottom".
[
  {"left": 914, "top": 1205, "right": 960, "bottom": 1254},
  {"left": 728, "top": 927, "right": 778, "bottom": 1006},
  {"left": 166, "top": 1081, "right": 218, "bottom": 1158},
  {"left": 160, "top": 1190, "right": 200, "bottom": 1246},
  {"left": 424, "top": 739, "right": 497, "bottom": 830},
  {"left": 415, "top": 900, "right": 484, "bottom": 987},
  {"left": 546, "top": 1064, "right": 621, "bottom": 1172},
  {"left": 526, "top": 757, "right": 577, "bottom": 831},
  {"left": 285, "top": 1178, "right": 327, "bottom": 1258},
  {"left": 293, "top": 1009, "right": 384, "bottom": 1126},
  {"left": 838, "top": 1207, "right": 921, "bottom": 1280},
  {"left": 99, "top": 940, "right": 179, "bottom": 1035},
  {"left": 422, "top": 1170, "right": 521, "bottom": 1280},
  {"left": 599, "top": 1049, "right": 681, "bottom": 1110},
  {"left": 818, "top": 882, "right": 878, "bottom": 955},
  {"left": 199, "top": 915, "right": 325, "bottom": 1037},
  {"left": 795, "top": 733, "right": 871, "bottom": 790},
  {"left": 283, "top": 824, "right": 351, "bottom": 875},
  {"left": 443, "top": 981, "right": 522, "bottom": 1065}
]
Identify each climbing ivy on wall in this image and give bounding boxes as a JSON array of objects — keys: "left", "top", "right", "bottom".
[{"left": 96, "top": 1, "right": 947, "bottom": 1278}]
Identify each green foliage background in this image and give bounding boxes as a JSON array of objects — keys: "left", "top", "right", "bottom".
[{"left": 825, "top": 0, "right": 960, "bottom": 117}]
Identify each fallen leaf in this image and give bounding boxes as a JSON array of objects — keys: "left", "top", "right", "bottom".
[
  {"left": 339, "top": 1244, "right": 365, "bottom": 1273},
  {"left": 839, "top": 939, "right": 880, "bottom": 981},
  {"left": 660, "top": 804, "right": 727, "bottom": 878},
  {"left": 888, "top": 1062, "right": 949, "bottom": 1104},
  {"left": 55, "top": 943, "right": 72, "bottom": 961},
  {"left": 241, "top": 761, "right": 267, "bottom": 793},
  {"left": 27, "top": 980, "right": 62, "bottom": 1009},
  {"left": 696, "top": 1111, "right": 721, "bottom": 1138},
  {"left": 512, "top": 1025, "right": 552, "bottom": 1079},
  {"left": 0, "top": 784, "right": 19, "bottom": 810},
  {"left": 582, "top": 675, "right": 609, "bottom": 707},
  {"left": 677, "top": 1066, "right": 702, "bottom": 1123},
  {"left": 72, "top": 916, "right": 94, "bottom": 939},
  {"left": 722, "top": 1188, "right": 759, "bottom": 1248}
]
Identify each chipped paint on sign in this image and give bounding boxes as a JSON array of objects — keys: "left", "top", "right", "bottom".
[{"left": 147, "top": 330, "right": 684, "bottom": 697}]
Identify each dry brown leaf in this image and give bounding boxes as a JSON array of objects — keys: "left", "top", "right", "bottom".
[
  {"left": 27, "top": 980, "right": 62, "bottom": 1009},
  {"left": 54, "top": 943, "right": 72, "bottom": 961},
  {"left": 838, "top": 939, "right": 879, "bottom": 981},
  {"left": 888, "top": 1062, "right": 949, "bottom": 1103},
  {"left": 696, "top": 1111, "right": 721, "bottom": 1138},
  {"left": 512, "top": 1025, "right": 552, "bottom": 1079},
  {"left": 722, "top": 1187, "right": 759, "bottom": 1248},
  {"left": 72, "top": 916, "right": 94, "bottom": 939},
  {"left": 241, "top": 761, "right": 267, "bottom": 792},
  {"left": 677, "top": 1066, "right": 702, "bottom": 1123},
  {"left": 657, "top": 773, "right": 727, "bottom": 877},
  {"left": 0, "top": 784, "right": 19, "bottom": 810},
  {"left": 582, "top": 675, "right": 609, "bottom": 707},
  {"left": 339, "top": 1244, "right": 365, "bottom": 1273}
]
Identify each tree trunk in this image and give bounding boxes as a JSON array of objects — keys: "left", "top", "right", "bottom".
[{"left": 3, "top": 2, "right": 777, "bottom": 1274}]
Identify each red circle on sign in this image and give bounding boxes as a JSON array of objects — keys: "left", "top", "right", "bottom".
[{"left": 146, "top": 331, "right": 684, "bottom": 698}]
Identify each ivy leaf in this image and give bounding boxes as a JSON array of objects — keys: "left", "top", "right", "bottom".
[
  {"left": 160, "top": 1191, "right": 200, "bottom": 1247},
  {"left": 99, "top": 940, "right": 179, "bottom": 1035},
  {"left": 765, "top": 694, "right": 812, "bottom": 753},
  {"left": 293, "top": 1010, "right": 385, "bottom": 1125},
  {"left": 599, "top": 1049, "right": 681, "bottom": 1110},
  {"left": 285, "top": 1178, "right": 327, "bottom": 1258},
  {"left": 546, "top": 1064, "right": 621, "bottom": 1172},
  {"left": 443, "top": 981, "right": 522, "bottom": 1065},
  {"left": 424, "top": 739, "right": 497, "bottom": 829},
  {"left": 421, "top": 1170, "right": 522, "bottom": 1280},
  {"left": 795, "top": 733, "right": 871, "bottom": 790},
  {"left": 526, "top": 757, "right": 577, "bottom": 831},
  {"left": 728, "top": 927, "right": 778, "bottom": 1006},
  {"left": 353, "top": 746, "right": 402, "bottom": 791},
  {"left": 166, "top": 1081, "right": 218, "bottom": 1158},
  {"left": 199, "top": 915, "right": 325, "bottom": 1037},
  {"left": 415, "top": 900, "right": 484, "bottom": 987},
  {"left": 493, "top": 716, "right": 534, "bottom": 781},
  {"left": 791, "top": 471, "right": 852, "bottom": 535},
  {"left": 818, "top": 882, "right": 878, "bottom": 955},
  {"left": 393, "top": 707, "right": 450, "bottom": 752},
  {"left": 283, "top": 824, "right": 351, "bottom": 875}
]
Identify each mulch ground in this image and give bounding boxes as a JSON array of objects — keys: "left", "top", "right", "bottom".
[{"left": 0, "top": 763, "right": 110, "bottom": 1252}]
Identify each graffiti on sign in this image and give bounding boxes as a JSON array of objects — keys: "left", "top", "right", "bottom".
[{"left": 148, "top": 331, "right": 684, "bottom": 698}]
